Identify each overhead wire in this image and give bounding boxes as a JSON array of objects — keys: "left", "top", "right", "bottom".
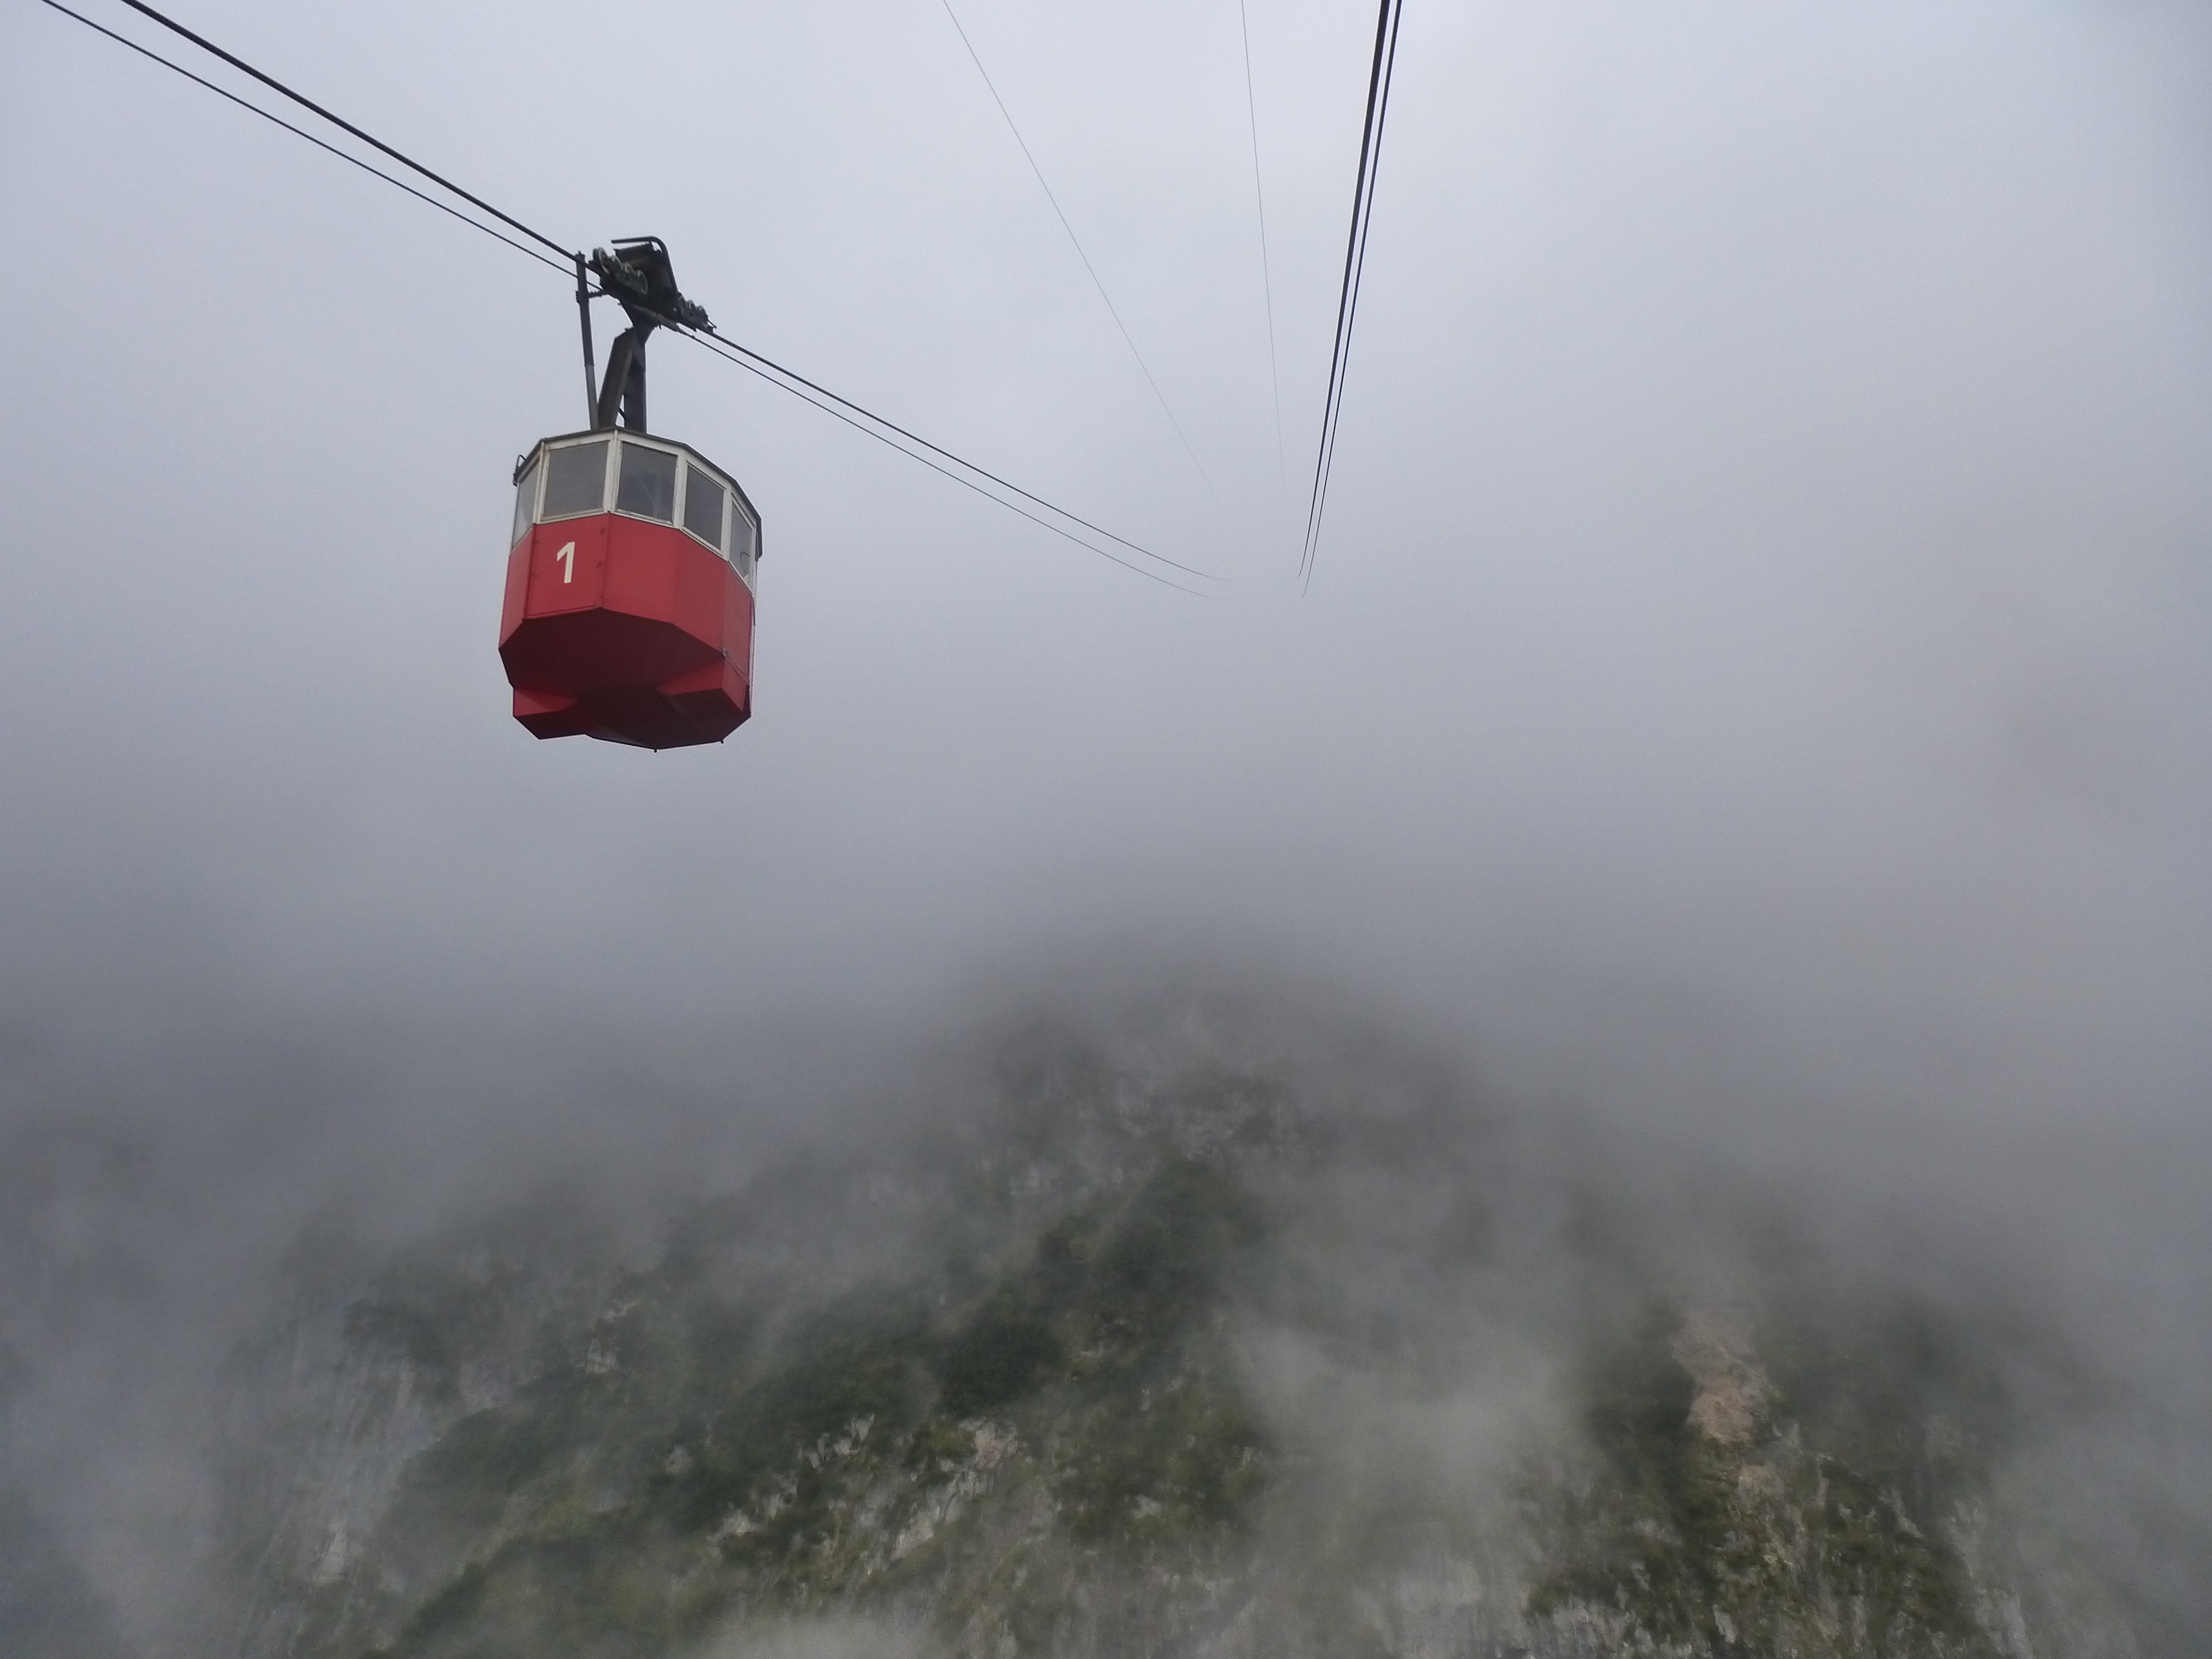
[
  {"left": 670, "top": 325, "right": 1217, "bottom": 596},
  {"left": 936, "top": 0, "right": 1220, "bottom": 499},
  {"left": 29, "top": 0, "right": 569, "bottom": 276},
  {"left": 1235, "top": 0, "right": 1288, "bottom": 504},
  {"left": 109, "top": 0, "right": 574, "bottom": 263},
  {"left": 602, "top": 291, "right": 1220, "bottom": 587},
  {"left": 29, "top": 0, "right": 1212, "bottom": 589},
  {"left": 1301, "top": 0, "right": 1406, "bottom": 590},
  {"left": 690, "top": 321, "right": 1220, "bottom": 582}
]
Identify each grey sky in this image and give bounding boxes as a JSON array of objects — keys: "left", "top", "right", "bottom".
[{"left": 6, "top": 0, "right": 2207, "bottom": 1143}]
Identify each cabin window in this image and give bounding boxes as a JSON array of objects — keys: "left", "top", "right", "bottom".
[
  {"left": 510, "top": 460, "right": 539, "bottom": 545},
  {"left": 541, "top": 440, "right": 609, "bottom": 518},
  {"left": 731, "top": 513, "right": 758, "bottom": 583},
  {"left": 682, "top": 465, "right": 727, "bottom": 551},
  {"left": 617, "top": 443, "right": 679, "bottom": 522}
]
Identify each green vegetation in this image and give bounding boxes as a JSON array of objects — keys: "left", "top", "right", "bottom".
[
  {"left": 1530, "top": 1312, "right": 1733, "bottom": 1643},
  {"left": 1529, "top": 1300, "right": 2001, "bottom": 1657},
  {"left": 311, "top": 1144, "right": 1274, "bottom": 1659},
  {"left": 263, "top": 1050, "right": 2054, "bottom": 1659}
]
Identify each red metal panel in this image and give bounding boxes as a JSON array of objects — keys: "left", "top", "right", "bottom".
[
  {"left": 498, "top": 540, "right": 530, "bottom": 641},
  {"left": 528, "top": 517, "right": 609, "bottom": 615},
  {"left": 598, "top": 515, "right": 675, "bottom": 622},
  {"left": 497, "top": 509, "right": 753, "bottom": 750},
  {"left": 723, "top": 569, "right": 754, "bottom": 683}
]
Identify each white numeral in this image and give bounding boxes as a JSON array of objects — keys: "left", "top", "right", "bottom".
[{"left": 554, "top": 541, "right": 575, "bottom": 583}]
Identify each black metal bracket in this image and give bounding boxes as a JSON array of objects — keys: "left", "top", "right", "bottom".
[
  {"left": 575, "top": 253, "right": 597, "bottom": 430},
  {"left": 582, "top": 238, "right": 713, "bottom": 434}
]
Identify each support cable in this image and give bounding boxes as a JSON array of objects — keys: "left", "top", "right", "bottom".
[
  {"left": 699, "top": 325, "right": 1213, "bottom": 578},
  {"left": 675, "top": 325, "right": 1216, "bottom": 596},
  {"left": 937, "top": 0, "right": 1219, "bottom": 498},
  {"left": 30, "top": 0, "right": 568, "bottom": 275},
  {"left": 110, "top": 0, "right": 573, "bottom": 263},
  {"left": 25, "top": 0, "right": 1209, "bottom": 588},
  {"left": 602, "top": 289, "right": 1219, "bottom": 585},
  {"left": 1301, "top": 0, "right": 1405, "bottom": 589},
  {"left": 1237, "top": 0, "right": 1288, "bottom": 503}
]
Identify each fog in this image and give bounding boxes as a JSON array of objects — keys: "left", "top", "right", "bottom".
[{"left": 1, "top": 0, "right": 2209, "bottom": 1652}]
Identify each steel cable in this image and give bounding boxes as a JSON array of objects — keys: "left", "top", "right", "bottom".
[
  {"left": 1301, "top": 0, "right": 1406, "bottom": 589},
  {"left": 29, "top": 0, "right": 1212, "bottom": 588},
  {"left": 30, "top": 0, "right": 570, "bottom": 275},
  {"left": 937, "top": 0, "right": 1220, "bottom": 499},
  {"left": 1237, "top": 0, "right": 1288, "bottom": 505}
]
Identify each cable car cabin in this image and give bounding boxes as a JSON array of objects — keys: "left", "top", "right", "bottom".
[{"left": 499, "top": 431, "right": 759, "bottom": 749}]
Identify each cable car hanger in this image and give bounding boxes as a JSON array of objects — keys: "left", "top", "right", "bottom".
[{"left": 578, "top": 238, "right": 712, "bottom": 435}]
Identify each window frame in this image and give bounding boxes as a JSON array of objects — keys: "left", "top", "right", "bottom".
[
  {"left": 679, "top": 460, "right": 729, "bottom": 555},
  {"left": 613, "top": 438, "right": 681, "bottom": 525},
  {"left": 536, "top": 436, "right": 615, "bottom": 523},
  {"left": 510, "top": 457, "right": 541, "bottom": 546},
  {"left": 516, "top": 433, "right": 759, "bottom": 593},
  {"left": 728, "top": 502, "right": 760, "bottom": 588}
]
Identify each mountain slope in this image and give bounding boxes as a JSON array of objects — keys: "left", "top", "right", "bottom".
[{"left": 221, "top": 1000, "right": 2144, "bottom": 1658}]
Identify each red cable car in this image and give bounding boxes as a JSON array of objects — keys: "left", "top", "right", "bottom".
[{"left": 498, "top": 240, "right": 759, "bottom": 749}]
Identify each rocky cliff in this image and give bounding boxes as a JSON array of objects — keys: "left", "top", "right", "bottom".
[{"left": 213, "top": 1001, "right": 2146, "bottom": 1658}]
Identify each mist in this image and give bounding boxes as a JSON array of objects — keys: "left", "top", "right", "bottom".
[{"left": 1, "top": 0, "right": 2208, "bottom": 1652}]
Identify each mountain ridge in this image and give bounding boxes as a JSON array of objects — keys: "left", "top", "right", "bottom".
[{"left": 210, "top": 998, "right": 2144, "bottom": 1658}]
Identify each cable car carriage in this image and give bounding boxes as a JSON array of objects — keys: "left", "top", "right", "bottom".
[{"left": 499, "top": 239, "right": 759, "bottom": 749}]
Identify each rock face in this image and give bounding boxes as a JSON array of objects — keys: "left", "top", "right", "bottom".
[{"left": 217, "top": 1003, "right": 2142, "bottom": 1658}]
